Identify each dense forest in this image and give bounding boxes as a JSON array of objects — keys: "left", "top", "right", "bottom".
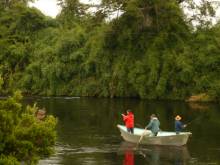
[{"left": 0, "top": 0, "right": 220, "bottom": 101}]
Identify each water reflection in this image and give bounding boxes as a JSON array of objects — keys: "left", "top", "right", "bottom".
[
  {"left": 118, "top": 142, "right": 191, "bottom": 165},
  {"left": 121, "top": 143, "right": 134, "bottom": 165}
]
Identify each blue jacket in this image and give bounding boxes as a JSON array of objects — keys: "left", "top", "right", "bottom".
[{"left": 175, "top": 120, "right": 184, "bottom": 132}]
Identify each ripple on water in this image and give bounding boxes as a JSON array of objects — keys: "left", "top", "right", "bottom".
[
  {"left": 58, "top": 144, "right": 119, "bottom": 155},
  {"left": 38, "top": 145, "right": 64, "bottom": 165},
  {"left": 39, "top": 143, "right": 121, "bottom": 164},
  {"left": 38, "top": 157, "right": 62, "bottom": 165}
]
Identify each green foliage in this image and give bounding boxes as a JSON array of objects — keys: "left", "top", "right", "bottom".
[
  {"left": 0, "top": 3, "right": 55, "bottom": 95},
  {"left": 0, "top": 75, "right": 3, "bottom": 92},
  {"left": 0, "top": 91, "right": 57, "bottom": 164},
  {"left": 0, "top": 155, "right": 20, "bottom": 165}
]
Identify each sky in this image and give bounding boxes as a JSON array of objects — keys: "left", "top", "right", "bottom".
[
  {"left": 29, "top": 0, "right": 99, "bottom": 18},
  {"left": 29, "top": 0, "right": 61, "bottom": 18},
  {"left": 29, "top": 0, "right": 220, "bottom": 21}
]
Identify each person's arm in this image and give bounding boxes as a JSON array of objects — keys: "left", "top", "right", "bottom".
[
  {"left": 122, "top": 114, "right": 128, "bottom": 121},
  {"left": 146, "top": 120, "right": 152, "bottom": 129},
  {"left": 183, "top": 123, "right": 187, "bottom": 128},
  {"left": 177, "top": 122, "right": 185, "bottom": 130}
]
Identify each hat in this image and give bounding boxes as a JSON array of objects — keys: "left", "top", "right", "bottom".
[{"left": 175, "top": 115, "right": 182, "bottom": 120}]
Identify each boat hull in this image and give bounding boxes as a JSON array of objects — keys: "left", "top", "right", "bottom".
[{"left": 117, "top": 124, "right": 191, "bottom": 146}]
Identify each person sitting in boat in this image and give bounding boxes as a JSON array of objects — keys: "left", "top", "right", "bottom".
[
  {"left": 122, "top": 109, "right": 134, "bottom": 134},
  {"left": 145, "top": 114, "right": 160, "bottom": 136},
  {"left": 175, "top": 115, "right": 187, "bottom": 134}
]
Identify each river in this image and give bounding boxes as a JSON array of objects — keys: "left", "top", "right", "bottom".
[{"left": 23, "top": 97, "right": 220, "bottom": 165}]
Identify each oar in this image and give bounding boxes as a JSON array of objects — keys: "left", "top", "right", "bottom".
[{"left": 136, "top": 127, "right": 148, "bottom": 148}]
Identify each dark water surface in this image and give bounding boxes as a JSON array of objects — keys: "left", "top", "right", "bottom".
[{"left": 24, "top": 97, "right": 220, "bottom": 165}]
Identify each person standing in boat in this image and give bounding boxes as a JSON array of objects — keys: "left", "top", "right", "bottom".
[
  {"left": 175, "top": 115, "right": 187, "bottom": 134},
  {"left": 122, "top": 109, "right": 134, "bottom": 134},
  {"left": 145, "top": 114, "right": 160, "bottom": 136}
]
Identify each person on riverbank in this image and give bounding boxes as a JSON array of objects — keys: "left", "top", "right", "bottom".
[
  {"left": 122, "top": 109, "right": 134, "bottom": 134},
  {"left": 175, "top": 115, "right": 187, "bottom": 134},
  {"left": 36, "top": 108, "right": 46, "bottom": 121},
  {"left": 145, "top": 114, "right": 160, "bottom": 136}
]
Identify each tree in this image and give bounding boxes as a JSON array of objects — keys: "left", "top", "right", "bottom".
[
  {"left": 0, "top": 0, "right": 34, "bottom": 9},
  {"left": 0, "top": 91, "right": 57, "bottom": 164},
  {"left": 1, "top": 0, "right": 220, "bottom": 100}
]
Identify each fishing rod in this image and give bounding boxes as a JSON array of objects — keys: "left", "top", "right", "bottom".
[
  {"left": 135, "top": 123, "right": 144, "bottom": 128},
  {"left": 185, "top": 115, "right": 203, "bottom": 126}
]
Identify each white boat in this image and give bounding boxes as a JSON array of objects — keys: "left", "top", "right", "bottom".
[{"left": 117, "top": 124, "right": 192, "bottom": 146}]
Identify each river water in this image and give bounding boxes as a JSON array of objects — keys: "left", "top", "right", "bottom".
[{"left": 24, "top": 97, "right": 220, "bottom": 165}]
